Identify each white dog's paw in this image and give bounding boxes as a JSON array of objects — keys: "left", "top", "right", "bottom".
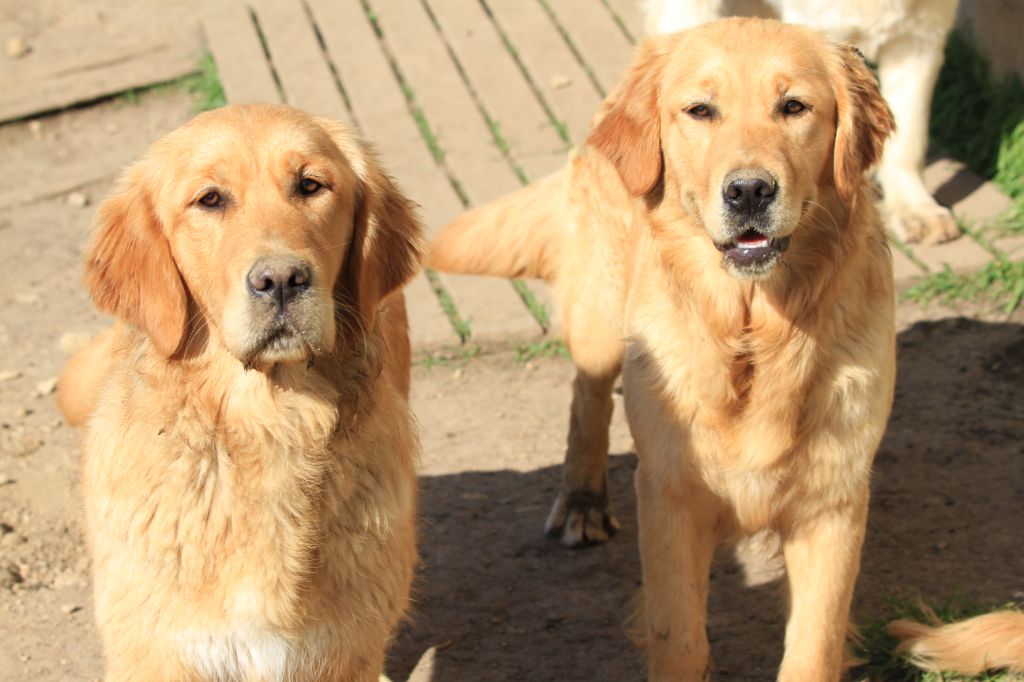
[
  {"left": 886, "top": 202, "right": 961, "bottom": 245},
  {"left": 544, "top": 488, "right": 620, "bottom": 547}
]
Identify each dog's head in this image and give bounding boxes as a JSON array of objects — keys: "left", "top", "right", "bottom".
[
  {"left": 588, "top": 18, "right": 894, "bottom": 279},
  {"left": 84, "top": 104, "right": 422, "bottom": 369}
]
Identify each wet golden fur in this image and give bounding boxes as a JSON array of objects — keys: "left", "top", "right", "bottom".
[
  {"left": 431, "top": 19, "right": 897, "bottom": 680},
  {"left": 58, "top": 104, "right": 423, "bottom": 681}
]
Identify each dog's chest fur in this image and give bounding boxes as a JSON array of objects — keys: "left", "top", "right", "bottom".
[
  {"left": 625, "top": 245, "right": 892, "bottom": 530},
  {"left": 84, "top": 341, "right": 415, "bottom": 679}
]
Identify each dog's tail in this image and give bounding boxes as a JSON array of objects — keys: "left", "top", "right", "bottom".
[
  {"left": 887, "top": 609, "right": 1024, "bottom": 675},
  {"left": 427, "top": 169, "right": 568, "bottom": 283},
  {"left": 57, "top": 324, "right": 118, "bottom": 427}
]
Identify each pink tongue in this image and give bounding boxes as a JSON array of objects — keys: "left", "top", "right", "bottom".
[{"left": 737, "top": 234, "right": 769, "bottom": 248}]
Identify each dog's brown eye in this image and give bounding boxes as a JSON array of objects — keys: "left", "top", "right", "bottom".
[
  {"left": 687, "top": 104, "right": 713, "bottom": 119},
  {"left": 782, "top": 99, "right": 806, "bottom": 115},
  {"left": 299, "top": 178, "right": 322, "bottom": 195},
  {"left": 198, "top": 190, "right": 223, "bottom": 208}
]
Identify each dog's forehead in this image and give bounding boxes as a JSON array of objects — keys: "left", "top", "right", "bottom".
[{"left": 662, "top": 21, "right": 833, "bottom": 97}]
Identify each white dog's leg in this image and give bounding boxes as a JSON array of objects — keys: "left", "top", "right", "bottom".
[
  {"left": 876, "top": 35, "right": 961, "bottom": 244},
  {"left": 643, "top": 0, "right": 725, "bottom": 34}
]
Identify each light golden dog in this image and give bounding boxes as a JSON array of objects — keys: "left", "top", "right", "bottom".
[
  {"left": 430, "top": 19, "right": 897, "bottom": 680},
  {"left": 58, "top": 104, "right": 422, "bottom": 681},
  {"left": 645, "top": 0, "right": 962, "bottom": 245}
]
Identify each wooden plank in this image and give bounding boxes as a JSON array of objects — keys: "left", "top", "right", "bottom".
[
  {"left": 485, "top": 0, "right": 603, "bottom": 145},
  {"left": 309, "top": 0, "right": 541, "bottom": 344},
  {"left": 542, "top": 0, "right": 634, "bottom": 95},
  {"left": 371, "top": 0, "right": 523, "bottom": 206},
  {"left": 605, "top": 0, "right": 645, "bottom": 42},
  {"left": 427, "top": 0, "right": 568, "bottom": 181},
  {"left": 203, "top": 2, "right": 282, "bottom": 105},
  {"left": 891, "top": 246, "right": 925, "bottom": 287},
  {"left": 249, "top": 0, "right": 352, "bottom": 124},
  {"left": 0, "top": 40, "right": 198, "bottom": 123}
]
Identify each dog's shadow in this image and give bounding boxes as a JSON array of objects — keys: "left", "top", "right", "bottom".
[{"left": 387, "top": 317, "right": 1024, "bottom": 681}]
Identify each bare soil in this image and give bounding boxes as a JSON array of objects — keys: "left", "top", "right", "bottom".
[{"left": 0, "top": 91, "right": 1021, "bottom": 682}]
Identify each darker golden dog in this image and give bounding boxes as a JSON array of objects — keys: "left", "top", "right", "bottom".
[
  {"left": 430, "top": 18, "right": 897, "bottom": 680},
  {"left": 58, "top": 104, "right": 422, "bottom": 681}
]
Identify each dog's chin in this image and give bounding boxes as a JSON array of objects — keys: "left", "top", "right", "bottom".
[
  {"left": 238, "top": 325, "right": 320, "bottom": 371},
  {"left": 714, "top": 229, "right": 791, "bottom": 280}
]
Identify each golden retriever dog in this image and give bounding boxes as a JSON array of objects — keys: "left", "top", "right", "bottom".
[
  {"left": 430, "top": 18, "right": 897, "bottom": 679},
  {"left": 57, "top": 104, "right": 423, "bottom": 681},
  {"left": 644, "top": 0, "right": 961, "bottom": 245},
  {"left": 888, "top": 609, "right": 1024, "bottom": 676}
]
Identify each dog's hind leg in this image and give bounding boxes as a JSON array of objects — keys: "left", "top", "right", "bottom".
[{"left": 544, "top": 292, "right": 624, "bottom": 547}]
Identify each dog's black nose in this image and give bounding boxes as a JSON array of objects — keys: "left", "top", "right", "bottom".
[
  {"left": 724, "top": 176, "right": 776, "bottom": 215},
  {"left": 247, "top": 257, "right": 312, "bottom": 306}
]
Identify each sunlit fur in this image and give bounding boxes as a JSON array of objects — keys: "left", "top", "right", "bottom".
[
  {"left": 429, "top": 19, "right": 897, "bottom": 680},
  {"left": 888, "top": 610, "right": 1024, "bottom": 676},
  {"left": 58, "top": 104, "right": 423, "bottom": 682}
]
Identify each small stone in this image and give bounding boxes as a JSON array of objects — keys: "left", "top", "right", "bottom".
[
  {"left": 0, "top": 429, "right": 42, "bottom": 457},
  {"left": 60, "top": 603, "right": 81, "bottom": 615},
  {"left": 13, "top": 293, "right": 40, "bottom": 306},
  {"left": 0, "top": 532, "right": 26, "bottom": 547},
  {"left": 59, "top": 332, "right": 92, "bottom": 355},
  {"left": 0, "top": 473, "right": 11, "bottom": 485},
  {"left": 551, "top": 74, "right": 572, "bottom": 89},
  {"left": 0, "top": 370, "right": 20, "bottom": 382},
  {"left": 14, "top": 406, "right": 31, "bottom": 418},
  {"left": 67, "top": 191, "right": 89, "bottom": 208},
  {"left": 35, "top": 377, "right": 57, "bottom": 397},
  {"left": 27, "top": 120, "right": 42, "bottom": 138},
  {"left": 104, "top": 122, "right": 119, "bottom": 134},
  {"left": 5, "top": 37, "right": 29, "bottom": 60},
  {"left": 452, "top": 368, "right": 463, "bottom": 380}
]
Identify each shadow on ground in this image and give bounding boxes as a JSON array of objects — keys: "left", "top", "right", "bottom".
[{"left": 387, "top": 318, "right": 1024, "bottom": 681}]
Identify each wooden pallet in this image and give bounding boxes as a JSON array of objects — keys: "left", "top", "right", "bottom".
[{"left": 201, "top": 0, "right": 1017, "bottom": 351}]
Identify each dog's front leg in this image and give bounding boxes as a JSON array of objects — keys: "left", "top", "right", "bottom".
[
  {"left": 777, "top": 503, "right": 868, "bottom": 682},
  {"left": 636, "top": 467, "right": 722, "bottom": 681}
]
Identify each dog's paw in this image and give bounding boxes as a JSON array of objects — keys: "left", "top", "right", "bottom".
[
  {"left": 887, "top": 203, "right": 961, "bottom": 245},
  {"left": 544, "top": 489, "right": 620, "bottom": 547}
]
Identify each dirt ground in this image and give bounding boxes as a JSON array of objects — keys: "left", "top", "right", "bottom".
[{"left": 0, "top": 91, "right": 1022, "bottom": 682}]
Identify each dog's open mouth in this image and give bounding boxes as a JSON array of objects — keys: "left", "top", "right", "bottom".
[{"left": 715, "top": 230, "right": 791, "bottom": 272}]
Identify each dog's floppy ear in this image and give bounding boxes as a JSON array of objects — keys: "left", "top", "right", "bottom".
[
  {"left": 84, "top": 163, "right": 188, "bottom": 356},
  {"left": 587, "top": 37, "right": 668, "bottom": 197},
  {"left": 326, "top": 127, "right": 423, "bottom": 333},
  {"left": 831, "top": 43, "right": 896, "bottom": 202}
]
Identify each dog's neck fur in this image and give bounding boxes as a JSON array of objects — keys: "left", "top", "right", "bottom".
[{"left": 632, "top": 185, "right": 882, "bottom": 478}]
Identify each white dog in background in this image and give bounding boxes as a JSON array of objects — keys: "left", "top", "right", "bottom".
[{"left": 645, "top": 0, "right": 961, "bottom": 245}]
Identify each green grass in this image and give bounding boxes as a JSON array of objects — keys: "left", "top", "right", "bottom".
[
  {"left": 901, "top": 258, "right": 1024, "bottom": 314},
  {"left": 515, "top": 339, "right": 568, "bottom": 363},
  {"left": 114, "top": 53, "right": 225, "bottom": 113},
  {"left": 930, "top": 30, "right": 1024, "bottom": 221},
  {"left": 419, "top": 345, "right": 481, "bottom": 369},
  {"left": 903, "top": 29, "right": 1024, "bottom": 313},
  {"left": 851, "top": 594, "right": 1018, "bottom": 681},
  {"left": 425, "top": 269, "right": 472, "bottom": 342}
]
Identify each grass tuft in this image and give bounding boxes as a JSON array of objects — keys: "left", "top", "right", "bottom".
[
  {"left": 901, "top": 258, "right": 1024, "bottom": 314},
  {"left": 515, "top": 339, "right": 568, "bottom": 363},
  {"left": 114, "top": 53, "right": 225, "bottom": 113},
  {"left": 930, "top": 30, "right": 1024, "bottom": 220},
  {"left": 178, "top": 54, "right": 227, "bottom": 112}
]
